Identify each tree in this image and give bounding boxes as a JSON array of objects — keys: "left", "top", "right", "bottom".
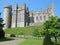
[
  {"left": 49, "top": 16, "right": 60, "bottom": 43},
  {"left": 0, "top": 13, "right": 5, "bottom": 38},
  {"left": 43, "top": 16, "right": 60, "bottom": 44},
  {"left": 50, "top": 29, "right": 58, "bottom": 43},
  {"left": 43, "top": 20, "right": 54, "bottom": 45},
  {"left": 54, "top": 18, "right": 60, "bottom": 29}
]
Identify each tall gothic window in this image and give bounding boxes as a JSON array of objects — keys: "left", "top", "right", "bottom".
[
  {"left": 44, "top": 16, "right": 46, "bottom": 20},
  {"left": 40, "top": 16, "right": 42, "bottom": 20},
  {"left": 36, "top": 16, "right": 38, "bottom": 21}
]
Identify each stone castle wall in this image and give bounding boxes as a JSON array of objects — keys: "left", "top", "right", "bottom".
[{"left": 4, "top": 3, "right": 54, "bottom": 29}]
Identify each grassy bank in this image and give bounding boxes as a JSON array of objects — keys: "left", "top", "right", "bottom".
[{"left": 4, "top": 26, "right": 43, "bottom": 35}]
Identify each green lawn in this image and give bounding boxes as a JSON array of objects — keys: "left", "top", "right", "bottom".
[
  {"left": 19, "top": 38, "right": 60, "bottom": 45},
  {"left": 4, "top": 26, "right": 43, "bottom": 35},
  {"left": 19, "top": 38, "right": 43, "bottom": 45}
]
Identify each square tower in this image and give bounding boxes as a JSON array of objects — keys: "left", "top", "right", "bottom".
[{"left": 11, "top": 3, "right": 29, "bottom": 28}]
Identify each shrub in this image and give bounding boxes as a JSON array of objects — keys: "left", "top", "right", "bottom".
[
  {"left": 0, "top": 28, "right": 5, "bottom": 38},
  {"left": 0, "top": 17, "right": 5, "bottom": 38},
  {"left": 32, "top": 29, "right": 40, "bottom": 38},
  {"left": 10, "top": 34, "right": 16, "bottom": 37}
]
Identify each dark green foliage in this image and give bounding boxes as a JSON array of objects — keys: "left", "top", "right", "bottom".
[
  {"left": 58, "top": 32, "right": 60, "bottom": 37},
  {"left": 0, "top": 37, "right": 14, "bottom": 42},
  {"left": 50, "top": 29, "right": 58, "bottom": 43},
  {"left": 43, "top": 30, "right": 54, "bottom": 45},
  {"left": 54, "top": 18, "right": 60, "bottom": 29},
  {"left": 43, "top": 16, "right": 56, "bottom": 45},
  {"left": 0, "top": 28, "right": 5, "bottom": 38},
  {"left": 40, "top": 30, "right": 45, "bottom": 36},
  {"left": 10, "top": 34, "right": 16, "bottom": 37},
  {"left": 55, "top": 43, "right": 60, "bottom": 45},
  {"left": 0, "top": 17, "right": 5, "bottom": 38}
]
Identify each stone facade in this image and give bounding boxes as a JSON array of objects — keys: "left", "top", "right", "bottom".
[
  {"left": 11, "top": 3, "right": 29, "bottom": 28},
  {"left": 4, "top": 3, "right": 54, "bottom": 29}
]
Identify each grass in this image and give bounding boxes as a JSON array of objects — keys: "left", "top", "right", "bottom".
[
  {"left": 4, "top": 25, "right": 60, "bottom": 45},
  {"left": 19, "top": 38, "right": 43, "bottom": 45},
  {"left": 4, "top": 26, "right": 43, "bottom": 35},
  {"left": 19, "top": 38, "right": 60, "bottom": 45}
]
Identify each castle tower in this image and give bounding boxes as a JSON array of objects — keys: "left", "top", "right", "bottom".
[
  {"left": 46, "top": 2, "right": 54, "bottom": 19},
  {"left": 11, "top": 4, "right": 18, "bottom": 28},
  {"left": 51, "top": 2, "right": 54, "bottom": 16},
  {"left": 14, "top": 4, "right": 18, "bottom": 27},
  {"left": 25, "top": 7, "right": 30, "bottom": 26},
  {"left": 4, "top": 5, "right": 12, "bottom": 29},
  {"left": 21, "top": 3, "right": 29, "bottom": 27},
  {"left": 17, "top": 3, "right": 27, "bottom": 27}
]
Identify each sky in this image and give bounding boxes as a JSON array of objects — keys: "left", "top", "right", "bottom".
[{"left": 0, "top": 0, "right": 60, "bottom": 18}]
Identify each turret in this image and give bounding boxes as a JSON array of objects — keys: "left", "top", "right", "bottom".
[
  {"left": 46, "top": 2, "right": 54, "bottom": 18},
  {"left": 51, "top": 2, "right": 54, "bottom": 16},
  {"left": 4, "top": 5, "right": 12, "bottom": 29},
  {"left": 14, "top": 4, "right": 18, "bottom": 11},
  {"left": 21, "top": 3, "right": 26, "bottom": 9},
  {"left": 14, "top": 4, "right": 18, "bottom": 27}
]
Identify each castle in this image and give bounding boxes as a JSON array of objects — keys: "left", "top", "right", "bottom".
[{"left": 4, "top": 3, "right": 54, "bottom": 29}]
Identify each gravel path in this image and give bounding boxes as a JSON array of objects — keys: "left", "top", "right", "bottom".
[{"left": 0, "top": 38, "right": 25, "bottom": 45}]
